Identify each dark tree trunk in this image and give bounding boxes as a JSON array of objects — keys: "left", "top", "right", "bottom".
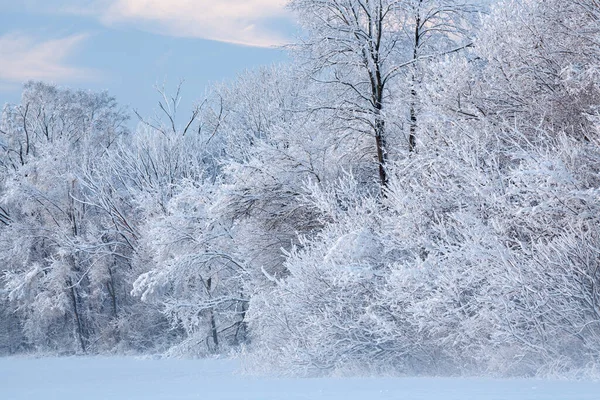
[
  {"left": 68, "top": 279, "right": 87, "bottom": 353},
  {"left": 206, "top": 277, "right": 219, "bottom": 351},
  {"left": 374, "top": 108, "right": 388, "bottom": 188},
  {"left": 409, "top": 0, "right": 423, "bottom": 153},
  {"left": 366, "top": 3, "right": 388, "bottom": 190},
  {"left": 409, "top": 88, "right": 417, "bottom": 152},
  {"left": 107, "top": 266, "right": 118, "bottom": 319}
]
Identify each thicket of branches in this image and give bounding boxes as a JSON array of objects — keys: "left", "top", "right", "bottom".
[{"left": 2, "top": 0, "right": 600, "bottom": 377}]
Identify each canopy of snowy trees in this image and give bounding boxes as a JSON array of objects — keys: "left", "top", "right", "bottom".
[{"left": 2, "top": 0, "right": 600, "bottom": 378}]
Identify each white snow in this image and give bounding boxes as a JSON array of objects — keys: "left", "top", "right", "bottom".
[{"left": 1, "top": 357, "right": 599, "bottom": 400}]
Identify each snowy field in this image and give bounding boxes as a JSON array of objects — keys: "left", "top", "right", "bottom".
[{"left": 1, "top": 357, "right": 599, "bottom": 400}]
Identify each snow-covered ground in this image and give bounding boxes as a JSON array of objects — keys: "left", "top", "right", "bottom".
[{"left": 1, "top": 357, "right": 599, "bottom": 400}]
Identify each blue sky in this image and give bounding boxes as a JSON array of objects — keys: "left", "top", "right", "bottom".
[{"left": 0, "top": 0, "right": 294, "bottom": 120}]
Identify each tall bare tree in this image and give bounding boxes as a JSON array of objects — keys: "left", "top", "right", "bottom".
[{"left": 291, "top": 0, "right": 479, "bottom": 187}]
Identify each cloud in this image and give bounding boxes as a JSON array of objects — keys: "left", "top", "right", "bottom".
[
  {"left": 0, "top": 33, "right": 94, "bottom": 85},
  {"left": 7, "top": 0, "right": 293, "bottom": 48},
  {"left": 93, "top": 0, "right": 291, "bottom": 47}
]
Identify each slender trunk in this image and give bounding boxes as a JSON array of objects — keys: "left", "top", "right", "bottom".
[
  {"left": 374, "top": 108, "right": 388, "bottom": 188},
  {"left": 106, "top": 265, "right": 121, "bottom": 345},
  {"left": 68, "top": 279, "right": 86, "bottom": 353},
  {"left": 206, "top": 277, "right": 219, "bottom": 351},
  {"left": 409, "top": 87, "right": 417, "bottom": 152},
  {"left": 22, "top": 103, "right": 30, "bottom": 157},
  {"left": 107, "top": 266, "right": 118, "bottom": 319},
  {"left": 69, "top": 180, "right": 78, "bottom": 236},
  {"left": 373, "top": 3, "right": 388, "bottom": 189},
  {"left": 18, "top": 142, "right": 24, "bottom": 166},
  {"left": 209, "top": 310, "right": 219, "bottom": 350},
  {"left": 233, "top": 295, "right": 248, "bottom": 345},
  {"left": 409, "top": 1, "right": 423, "bottom": 153}
]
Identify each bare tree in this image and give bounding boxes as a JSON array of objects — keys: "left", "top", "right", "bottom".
[{"left": 291, "top": 0, "right": 478, "bottom": 188}]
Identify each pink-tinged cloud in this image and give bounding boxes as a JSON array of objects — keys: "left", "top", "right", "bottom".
[
  {"left": 99, "top": 0, "right": 291, "bottom": 47},
  {"left": 0, "top": 33, "right": 94, "bottom": 85}
]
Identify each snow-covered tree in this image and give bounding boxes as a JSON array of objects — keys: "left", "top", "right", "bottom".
[
  {"left": 291, "top": 0, "right": 480, "bottom": 186},
  {"left": 475, "top": 0, "right": 600, "bottom": 139},
  {"left": 213, "top": 66, "right": 362, "bottom": 282},
  {"left": 247, "top": 174, "right": 389, "bottom": 374},
  {"left": 79, "top": 85, "right": 224, "bottom": 353},
  {"left": 0, "top": 82, "right": 129, "bottom": 353},
  {"left": 245, "top": 0, "right": 600, "bottom": 377}
]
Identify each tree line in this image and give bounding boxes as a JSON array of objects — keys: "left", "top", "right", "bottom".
[{"left": 2, "top": 0, "right": 600, "bottom": 377}]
